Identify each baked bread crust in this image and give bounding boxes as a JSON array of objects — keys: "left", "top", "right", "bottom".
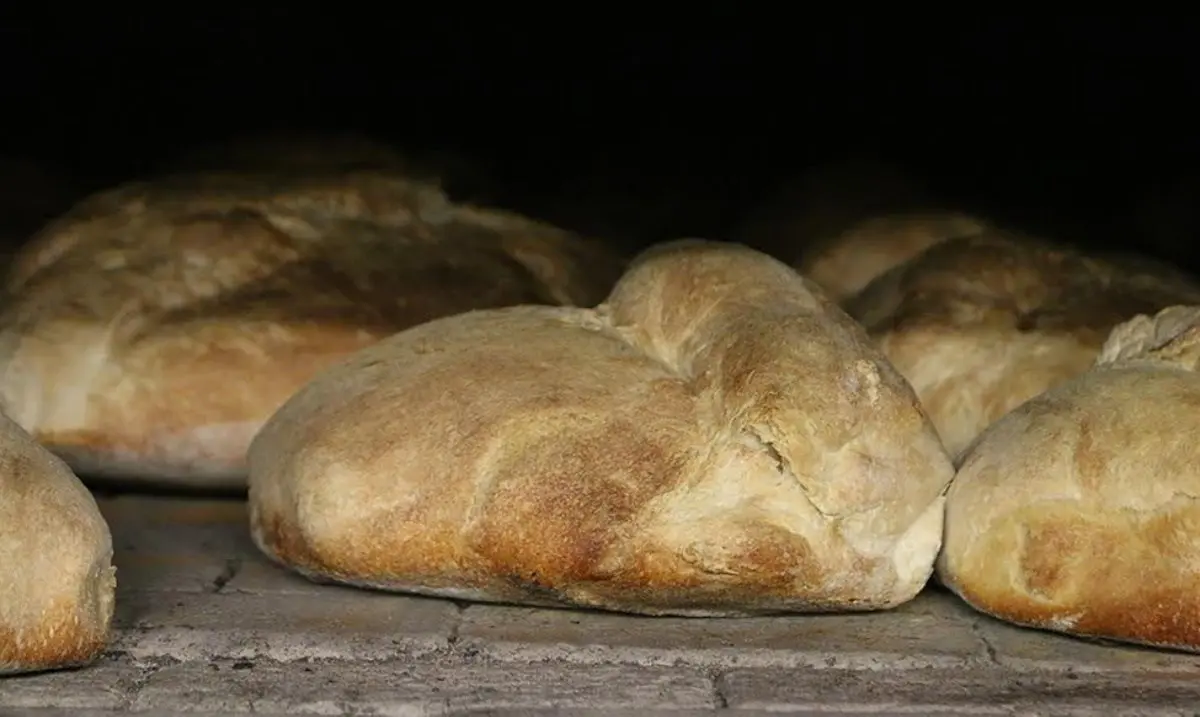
[
  {"left": 797, "top": 212, "right": 988, "bottom": 301},
  {"left": 0, "top": 411, "right": 115, "bottom": 674},
  {"left": 0, "top": 171, "right": 624, "bottom": 488},
  {"left": 938, "top": 305, "right": 1200, "bottom": 651},
  {"left": 845, "top": 231, "right": 1200, "bottom": 458},
  {"left": 247, "top": 240, "right": 953, "bottom": 616}
]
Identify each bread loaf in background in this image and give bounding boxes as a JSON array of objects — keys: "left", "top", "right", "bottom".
[
  {"left": 0, "top": 169, "right": 625, "bottom": 489},
  {"left": 0, "top": 411, "right": 115, "bottom": 674},
  {"left": 938, "top": 305, "right": 1200, "bottom": 652},
  {"left": 247, "top": 240, "right": 954, "bottom": 616},
  {"left": 844, "top": 231, "right": 1200, "bottom": 458},
  {"left": 795, "top": 212, "right": 989, "bottom": 301}
]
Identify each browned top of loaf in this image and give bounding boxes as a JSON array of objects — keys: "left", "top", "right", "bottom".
[
  {"left": 846, "top": 231, "right": 1200, "bottom": 345},
  {"left": 5, "top": 170, "right": 625, "bottom": 322}
]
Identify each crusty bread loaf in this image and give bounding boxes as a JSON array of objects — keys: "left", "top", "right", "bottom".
[
  {"left": 844, "top": 231, "right": 1200, "bottom": 458},
  {"left": 0, "top": 170, "right": 625, "bottom": 489},
  {"left": 247, "top": 240, "right": 954, "bottom": 616},
  {"left": 938, "top": 304, "right": 1200, "bottom": 652},
  {"left": 0, "top": 411, "right": 115, "bottom": 674},
  {"left": 796, "top": 212, "right": 988, "bottom": 301}
]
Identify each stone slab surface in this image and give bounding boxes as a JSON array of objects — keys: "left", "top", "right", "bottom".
[{"left": 2, "top": 495, "right": 1200, "bottom": 716}]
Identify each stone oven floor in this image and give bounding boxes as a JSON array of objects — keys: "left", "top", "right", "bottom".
[{"left": 3, "top": 495, "right": 1199, "bottom": 716}]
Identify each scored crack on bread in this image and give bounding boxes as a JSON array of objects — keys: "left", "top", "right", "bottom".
[
  {"left": 938, "top": 304, "right": 1200, "bottom": 652},
  {"left": 0, "top": 170, "right": 626, "bottom": 489},
  {"left": 0, "top": 411, "right": 116, "bottom": 674},
  {"left": 247, "top": 239, "right": 954, "bottom": 616},
  {"left": 844, "top": 231, "right": 1200, "bottom": 459}
]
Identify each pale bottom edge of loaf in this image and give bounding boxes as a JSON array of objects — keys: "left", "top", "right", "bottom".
[
  {"left": 251, "top": 531, "right": 916, "bottom": 618},
  {"left": 939, "top": 578, "right": 1200, "bottom": 656},
  {"left": 0, "top": 652, "right": 106, "bottom": 677}
]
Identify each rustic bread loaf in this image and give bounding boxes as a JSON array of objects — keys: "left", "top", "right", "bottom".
[
  {"left": 938, "top": 304, "right": 1200, "bottom": 651},
  {"left": 844, "top": 231, "right": 1200, "bottom": 458},
  {"left": 247, "top": 240, "right": 954, "bottom": 616},
  {"left": 796, "top": 212, "right": 988, "bottom": 301},
  {"left": 0, "top": 411, "right": 115, "bottom": 674},
  {"left": 0, "top": 170, "right": 624, "bottom": 489}
]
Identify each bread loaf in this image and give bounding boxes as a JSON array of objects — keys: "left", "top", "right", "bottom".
[
  {"left": 796, "top": 212, "right": 988, "bottom": 301},
  {"left": 0, "top": 411, "right": 115, "bottom": 674},
  {"left": 845, "top": 231, "right": 1200, "bottom": 458},
  {"left": 0, "top": 170, "right": 624, "bottom": 489},
  {"left": 247, "top": 240, "right": 954, "bottom": 616},
  {"left": 938, "top": 304, "right": 1200, "bottom": 651}
]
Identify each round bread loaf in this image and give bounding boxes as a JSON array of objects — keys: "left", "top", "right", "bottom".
[
  {"left": 938, "top": 305, "right": 1200, "bottom": 652},
  {"left": 247, "top": 240, "right": 954, "bottom": 616},
  {"left": 844, "top": 231, "right": 1200, "bottom": 458},
  {"left": 796, "top": 212, "right": 988, "bottom": 302},
  {"left": 0, "top": 170, "right": 624, "bottom": 489},
  {"left": 0, "top": 411, "right": 116, "bottom": 674}
]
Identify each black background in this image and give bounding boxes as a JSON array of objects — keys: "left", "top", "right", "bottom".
[{"left": 3, "top": 11, "right": 1199, "bottom": 263}]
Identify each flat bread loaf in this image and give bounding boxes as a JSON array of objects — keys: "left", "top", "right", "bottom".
[
  {"left": 938, "top": 305, "right": 1200, "bottom": 652},
  {"left": 0, "top": 170, "right": 624, "bottom": 489},
  {"left": 0, "top": 411, "right": 115, "bottom": 674},
  {"left": 845, "top": 231, "right": 1200, "bottom": 458},
  {"left": 247, "top": 240, "right": 954, "bottom": 616}
]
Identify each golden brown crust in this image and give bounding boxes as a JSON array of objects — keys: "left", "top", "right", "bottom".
[
  {"left": 938, "top": 352, "right": 1200, "bottom": 652},
  {"left": 797, "top": 212, "right": 988, "bottom": 301},
  {"left": 247, "top": 240, "right": 954, "bottom": 616},
  {"left": 0, "top": 599, "right": 113, "bottom": 675},
  {"left": 0, "top": 412, "right": 115, "bottom": 674},
  {"left": 845, "top": 232, "right": 1200, "bottom": 458},
  {"left": 0, "top": 171, "right": 625, "bottom": 487}
]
